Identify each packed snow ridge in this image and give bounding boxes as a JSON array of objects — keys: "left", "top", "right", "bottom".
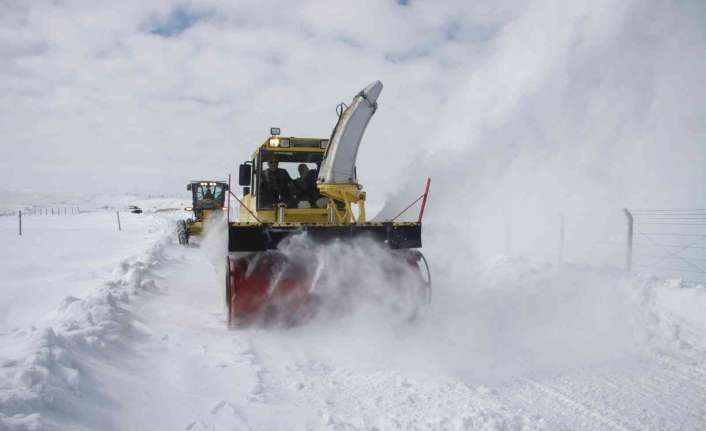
[{"left": 0, "top": 212, "right": 172, "bottom": 430}]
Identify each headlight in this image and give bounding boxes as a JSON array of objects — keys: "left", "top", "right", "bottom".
[{"left": 320, "top": 140, "right": 329, "bottom": 149}]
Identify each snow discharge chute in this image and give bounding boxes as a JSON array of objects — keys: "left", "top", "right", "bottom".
[
  {"left": 225, "top": 81, "right": 431, "bottom": 327},
  {"left": 318, "top": 80, "right": 383, "bottom": 184}
]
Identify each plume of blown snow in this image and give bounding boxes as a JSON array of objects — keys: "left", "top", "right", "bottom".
[
  {"left": 276, "top": 235, "right": 428, "bottom": 324},
  {"left": 199, "top": 210, "right": 229, "bottom": 278},
  {"left": 378, "top": 0, "right": 706, "bottom": 266}
]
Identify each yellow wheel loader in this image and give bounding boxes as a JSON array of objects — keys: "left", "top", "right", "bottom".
[{"left": 177, "top": 180, "right": 229, "bottom": 245}]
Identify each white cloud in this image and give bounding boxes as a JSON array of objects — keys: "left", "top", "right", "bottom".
[{"left": 1, "top": 0, "right": 496, "bottom": 196}]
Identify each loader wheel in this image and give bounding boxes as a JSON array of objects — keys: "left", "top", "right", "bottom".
[{"left": 177, "top": 220, "right": 189, "bottom": 245}]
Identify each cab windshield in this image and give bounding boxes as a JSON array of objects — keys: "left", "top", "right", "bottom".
[
  {"left": 257, "top": 151, "right": 323, "bottom": 210},
  {"left": 195, "top": 183, "right": 225, "bottom": 204}
]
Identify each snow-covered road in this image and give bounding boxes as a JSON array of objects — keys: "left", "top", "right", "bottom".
[{"left": 2, "top": 209, "right": 706, "bottom": 430}]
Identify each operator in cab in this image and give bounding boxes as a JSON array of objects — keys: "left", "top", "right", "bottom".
[
  {"left": 260, "top": 156, "right": 293, "bottom": 208},
  {"left": 203, "top": 186, "right": 214, "bottom": 200},
  {"left": 294, "top": 164, "right": 319, "bottom": 208}
]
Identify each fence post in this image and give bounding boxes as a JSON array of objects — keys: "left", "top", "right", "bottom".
[
  {"left": 558, "top": 212, "right": 565, "bottom": 265},
  {"left": 116, "top": 211, "right": 121, "bottom": 231},
  {"left": 623, "top": 208, "right": 633, "bottom": 271},
  {"left": 18, "top": 210, "right": 22, "bottom": 236}
]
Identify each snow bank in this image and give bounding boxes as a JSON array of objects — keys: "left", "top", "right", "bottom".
[
  {"left": 630, "top": 275, "right": 706, "bottom": 353},
  {"left": 0, "top": 218, "right": 172, "bottom": 431}
]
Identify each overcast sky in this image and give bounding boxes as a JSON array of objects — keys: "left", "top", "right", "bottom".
[{"left": 2, "top": 0, "right": 705, "bottom": 258}]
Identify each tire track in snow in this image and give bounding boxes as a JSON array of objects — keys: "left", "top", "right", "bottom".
[
  {"left": 519, "top": 378, "right": 636, "bottom": 431},
  {"left": 498, "top": 350, "right": 706, "bottom": 431},
  {"left": 591, "top": 372, "right": 702, "bottom": 429}
]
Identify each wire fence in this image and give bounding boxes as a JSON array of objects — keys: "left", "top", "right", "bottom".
[
  {"left": 0, "top": 207, "right": 82, "bottom": 217},
  {"left": 626, "top": 209, "right": 706, "bottom": 284},
  {"left": 7, "top": 208, "right": 126, "bottom": 236},
  {"left": 5, "top": 200, "right": 706, "bottom": 286}
]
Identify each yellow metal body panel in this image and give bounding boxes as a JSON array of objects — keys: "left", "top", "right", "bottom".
[
  {"left": 317, "top": 183, "right": 366, "bottom": 223},
  {"left": 188, "top": 208, "right": 223, "bottom": 236},
  {"left": 252, "top": 137, "right": 326, "bottom": 159},
  {"left": 238, "top": 194, "right": 258, "bottom": 223},
  {"left": 187, "top": 220, "right": 204, "bottom": 236},
  {"left": 245, "top": 207, "right": 329, "bottom": 224}
]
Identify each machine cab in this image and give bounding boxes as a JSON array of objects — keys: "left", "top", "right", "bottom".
[{"left": 237, "top": 130, "right": 330, "bottom": 223}]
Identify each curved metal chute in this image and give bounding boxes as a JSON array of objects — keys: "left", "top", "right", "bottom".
[{"left": 318, "top": 80, "right": 383, "bottom": 184}]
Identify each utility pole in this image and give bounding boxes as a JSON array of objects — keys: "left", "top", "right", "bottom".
[{"left": 116, "top": 211, "right": 122, "bottom": 231}]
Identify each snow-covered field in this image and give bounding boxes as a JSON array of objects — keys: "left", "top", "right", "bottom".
[{"left": 2, "top": 199, "right": 706, "bottom": 430}]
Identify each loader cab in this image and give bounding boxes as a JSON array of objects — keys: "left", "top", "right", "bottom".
[
  {"left": 237, "top": 134, "right": 330, "bottom": 223},
  {"left": 187, "top": 181, "right": 228, "bottom": 219}
]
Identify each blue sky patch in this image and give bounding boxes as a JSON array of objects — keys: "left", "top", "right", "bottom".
[{"left": 148, "top": 5, "right": 211, "bottom": 37}]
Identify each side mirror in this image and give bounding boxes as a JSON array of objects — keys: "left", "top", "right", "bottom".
[
  {"left": 186, "top": 184, "right": 192, "bottom": 191},
  {"left": 243, "top": 186, "right": 251, "bottom": 195},
  {"left": 239, "top": 164, "right": 252, "bottom": 186},
  {"left": 223, "top": 183, "right": 229, "bottom": 191}
]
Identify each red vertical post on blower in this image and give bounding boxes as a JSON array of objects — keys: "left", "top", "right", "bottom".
[
  {"left": 417, "top": 178, "right": 431, "bottom": 223},
  {"left": 227, "top": 174, "right": 232, "bottom": 223}
]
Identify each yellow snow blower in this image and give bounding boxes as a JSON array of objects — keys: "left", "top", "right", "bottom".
[{"left": 226, "top": 81, "right": 431, "bottom": 326}]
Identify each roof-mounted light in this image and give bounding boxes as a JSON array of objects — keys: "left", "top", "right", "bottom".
[
  {"left": 270, "top": 127, "right": 281, "bottom": 136},
  {"left": 269, "top": 138, "right": 289, "bottom": 148}
]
